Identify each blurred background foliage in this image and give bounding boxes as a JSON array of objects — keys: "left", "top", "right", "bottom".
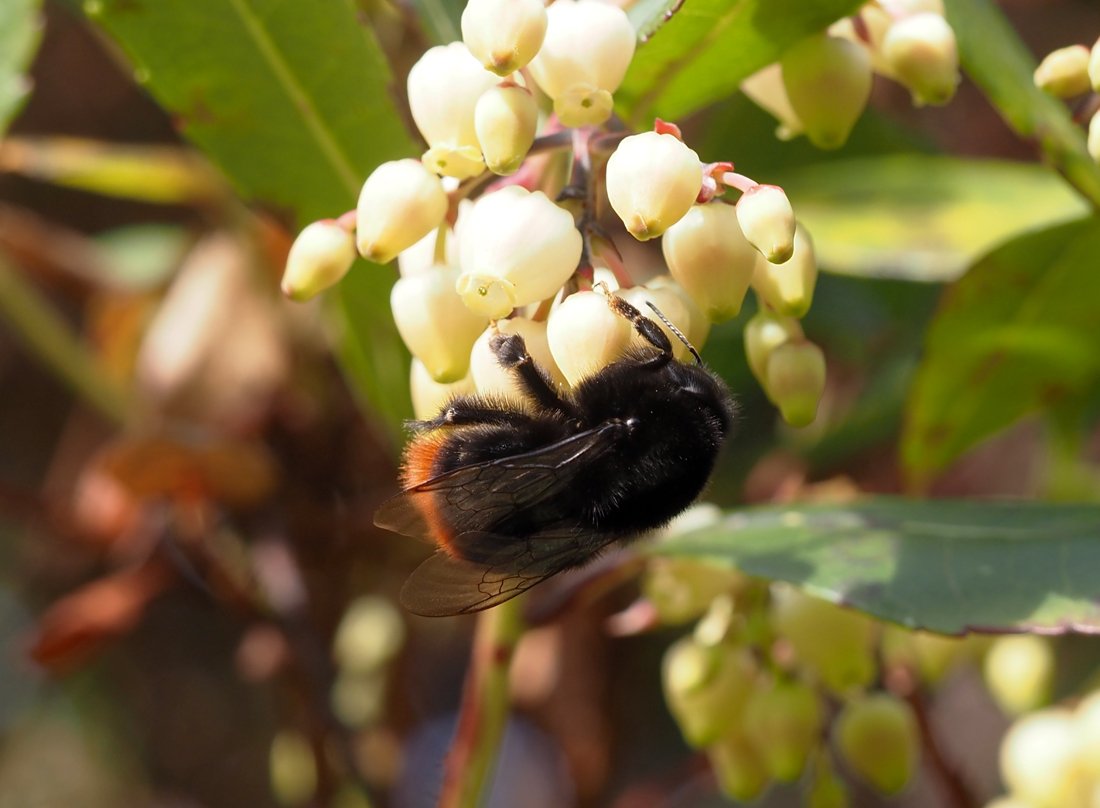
[{"left": 3, "top": 0, "right": 1100, "bottom": 806}]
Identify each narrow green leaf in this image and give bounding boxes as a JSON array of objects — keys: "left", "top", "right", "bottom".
[
  {"left": 654, "top": 498, "right": 1100, "bottom": 634},
  {"left": 946, "top": 0, "right": 1100, "bottom": 208},
  {"left": 83, "top": 0, "right": 417, "bottom": 442},
  {"left": 902, "top": 218, "right": 1100, "bottom": 488},
  {"left": 782, "top": 155, "right": 1089, "bottom": 281},
  {"left": 0, "top": 0, "right": 43, "bottom": 135},
  {"left": 617, "top": 0, "right": 864, "bottom": 125}
]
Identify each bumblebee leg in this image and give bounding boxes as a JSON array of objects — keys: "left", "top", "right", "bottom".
[
  {"left": 604, "top": 293, "right": 674, "bottom": 357},
  {"left": 490, "top": 333, "right": 579, "bottom": 418}
]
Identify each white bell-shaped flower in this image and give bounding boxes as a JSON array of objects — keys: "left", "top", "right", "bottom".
[
  {"left": 881, "top": 13, "right": 960, "bottom": 107},
  {"left": 662, "top": 202, "right": 758, "bottom": 322},
  {"left": 356, "top": 159, "right": 448, "bottom": 264},
  {"left": 1034, "top": 45, "right": 1091, "bottom": 98},
  {"left": 407, "top": 42, "right": 499, "bottom": 178},
  {"left": 410, "top": 359, "right": 475, "bottom": 420},
  {"left": 391, "top": 265, "right": 489, "bottom": 383},
  {"left": 744, "top": 309, "right": 803, "bottom": 384},
  {"left": 547, "top": 290, "right": 634, "bottom": 386},
  {"left": 475, "top": 83, "right": 538, "bottom": 175},
  {"left": 461, "top": 0, "right": 547, "bottom": 76},
  {"left": 606, "top": 132, "right": 701, "bottom": 241},
  {"left": 281, "top": 220, "right": 357, "bottom": 301},
  {"left": 736, "top": 184, "right": 796, "bottom": 264},
  {"left": 528, "top": 0, "right": 635, "bottom": 127},
  {"left": 751, "top": 222, "right": 817, "bottom": 318},
  {"left": 456, "top": 187, "right": 582, "bottom": 318}
]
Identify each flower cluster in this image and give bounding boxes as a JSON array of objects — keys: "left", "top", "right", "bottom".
[
  {"left": 1032, "top": 37, "right": 1100, "bottom": 163},
  {"left": 281, "top": 0, "right": 835, "bottom": 432},
  {"left": 742, "top": 0, "right": 960, "bottom": 148}
]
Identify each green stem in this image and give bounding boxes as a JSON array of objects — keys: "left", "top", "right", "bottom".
[
  {"left": 439, "top": 598, "right": 526, "bottom": 808},
  {"left": 0, "top": 254, "right": 131, "bottom": 426}
]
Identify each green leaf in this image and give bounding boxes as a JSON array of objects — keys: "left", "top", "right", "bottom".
[
  {"left": 617, "top": 0, "right": 864, "bottom": 125},
  {"left": 946, "top": 0, "right": 1100, "bottom": 208},
  {"left": 0, "top": 0, "right": 43, "bottom": 135},
  {"left": 409, "top": 0, "right": 462, "bottom": 44},
  {"left": 781, "top": 155, "right": 1090, "bottom": 281},
  {"left": 83, "top": 0, "right": 417, "bottom": 444},
  {"left": 654, "top": 498, "right": 1100, "bottom": 634},
  {"left": 902, "top": 218, "right": 1100, "bottom": 488}
]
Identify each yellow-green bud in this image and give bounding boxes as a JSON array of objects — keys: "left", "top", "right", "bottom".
[
  {"left": 834, "top": 694, "right": 919, "bottom": 795},
  {"left": 751, "top": 221, "right": 817, "bottom": 317},
  {"left": 1034, "top": 45, "right": 1092, "bottom": 98},
  {"left": 461, "top": 0, "right": 547, "bottom": 76},
  {"left": 528, "top": 0, "right": 635, "bottom": 127},
  {"left": 881, "top": 626, "right": 969, "bottom": 685},
  {"left": 881, "top": 13, "right": 960, "bottom": 106},
  {"left": 410, "top": 359, "right": 475, "bottom": 420},
  {"left": 662, "top": 637, "right": 759, "bottom": 747},
  {"left": 391, "top": 265, "right": 488, "bottom": 382},
  {"left": 983, "top": 635, "right": 1054, "bottom": 716},
  {"left": 662, "top": 202, "right": 757, "bottom": 322},
  {"left": 781, "top": 33, "right": 871, "bottom": 149},
  {"left": 744, "top": 677, "right": 824, "bottom": 782},
  {"left": 333, "top": 596, "right": 406, "bottom": 675},
  {"left": 470, "top": 316, "right": 565, "bottom": 401},
  {"left": 744, "top": 309, "right": 804, "bottom": 383},
  {"left": 708, "top": 731, "right": 771, "bottom": 803},
  {"left": 456, "top": 187, "right": 582, "bottom": 317},
  {"left": 736, "top": 184, "right": 796, "bottom": 264},
  {"left": 407, "top": 43, "right": 498, "bottom": 179},
  {"left": 270, "top": 730, "right": 317, "bottom": 806},
  {"left": 643, "top": 557, "right": 740, "bottom": 625},
  {"left": 808, "top": 757, "right": 851, "bottom": 808},
  {"left": 282, "top": 219, "right": 357, "bottom": 301},
  {"left": 356, "top": 159, "right": 449, "bottom": 264},
  {"left": 770, "top": 586, "right": 876, "bottom": 696},
  {"left": 1000, "top": 709, "right": 1086, "bottom": 808},
  {"left": 606, "top": 131, "right": 701, "bottom": 241},
  {"left": 475, "top": 83, "right": 538, "bottom": 176},
  {"left": 547, "top": 290, "right": 634, "bottom": 386},
  {"left": 765, "top": 339, "right": 826, "bottom": 427}
]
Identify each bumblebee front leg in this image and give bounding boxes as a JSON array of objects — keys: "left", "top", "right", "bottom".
[
  {"left": 490, "top": 333, "right": 580, "bottom": 419},
  {"left": 602, "top": 291, "right": 674, "bottom": 357}
]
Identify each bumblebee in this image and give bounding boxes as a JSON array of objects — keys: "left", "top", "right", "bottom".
[{"left": 375, "top": 292, "right": 734, "bottom": 616}]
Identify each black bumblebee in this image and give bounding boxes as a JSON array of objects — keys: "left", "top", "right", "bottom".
[{"left": 374, "top": 292, "right": 734, "bottom": 616}]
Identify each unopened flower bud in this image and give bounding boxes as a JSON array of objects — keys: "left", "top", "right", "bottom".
[
  {"left": 528, "top": 0, "right": 635, "bottom": 126},
  {"left": 333, "top": 596, "right": 405, "bottom": 675},
  {"left": 765, "top": 339, "right": 826, "bottom": 427},
  {"left": 744, "top": 309, "right": 803, "bottom": 383},
  {"left": 391, "top": 265, "right": 488, "bottom": 382},
  {"left": 808, "top": 755, "right": 851, "bottom": 808},
  {"left": 881, "top": 13, "right": 960, "bottom": 106},
  {"left": 456, "top": 187, "right": 582, "bottom": 317},
  {"left": 736, "top": 184, "right": 796, "bottom": 264},
  {"left": 619, "top": 283, "right": 699, "bottom": 361},
  {"left": 708, "top": 731, "right": 771, "bottom": 803},
  {"left": 547, "top": 290, "right": 633, "bottom": 386},
  {"left": 744, "top": 677, "right": 824, "bottom": 782},
  {"left": 606, "top": 132, "right": 701, "bottom": 241},
  {"left": 282, "top": 220, "right": 356, "bottom": 301},
  {"left": 461, "top": 0, "right": 547, "bottom": 76},
  {"left": 1034, "top": 45, "right": 1091, "bottom": 98},
  {"left": 663, "top": 637, "right": 759, "bottom": 747},
  {"left": 475, "top": 83, "right": 538, "bottom": 175},
  {"left": 741, "top": 63, "right": 803, "bottom": 141},
  {"left": 751, "top": 222, "right": 817, "bottom": 318},
  {"left": 771, "top": 586, "right": 875, "bottom": 695},
  {"left": 270, "top": 731, "right": 317, "bottom": 806},
  {"left": 983, "top": 635, "right": 1054, "bottom": 716},
  {"left": 410, "top": 359, "right": 475, "bottom": 420},
  {"left": 1000, "top": 709, "right": 1084, "bottom": 808},
  {"left": 781, "top": 33, "right": 871, "bottom": 149},
  {"left": 470, "top": 316, "right": 565, "bottom": 400},
  {"left": 643, "top": 557, "right": 741, "bottom": 625},
  {"left": 834, "top": 694, "right": 919, "bottom": 795},
  {"left": 356, "top": 159, "right": 448, "bottom": 264},
  {"left": 662, "top": 202, "right": 757, "bottom": 321},
  {"left": 407, "top": 43, "right": 499, "bottom": 178}
]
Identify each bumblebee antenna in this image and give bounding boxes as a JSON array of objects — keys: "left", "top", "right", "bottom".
[{"left": 646, "top": 302, "right": 702, "bottom": 364}]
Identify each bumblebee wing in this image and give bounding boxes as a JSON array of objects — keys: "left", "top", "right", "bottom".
[
  {"left": 374, "top": 421, "right": 625, "bottom": 543},
  {"left": 399, "top": 524, "right": 614, "bottom": 616}
]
